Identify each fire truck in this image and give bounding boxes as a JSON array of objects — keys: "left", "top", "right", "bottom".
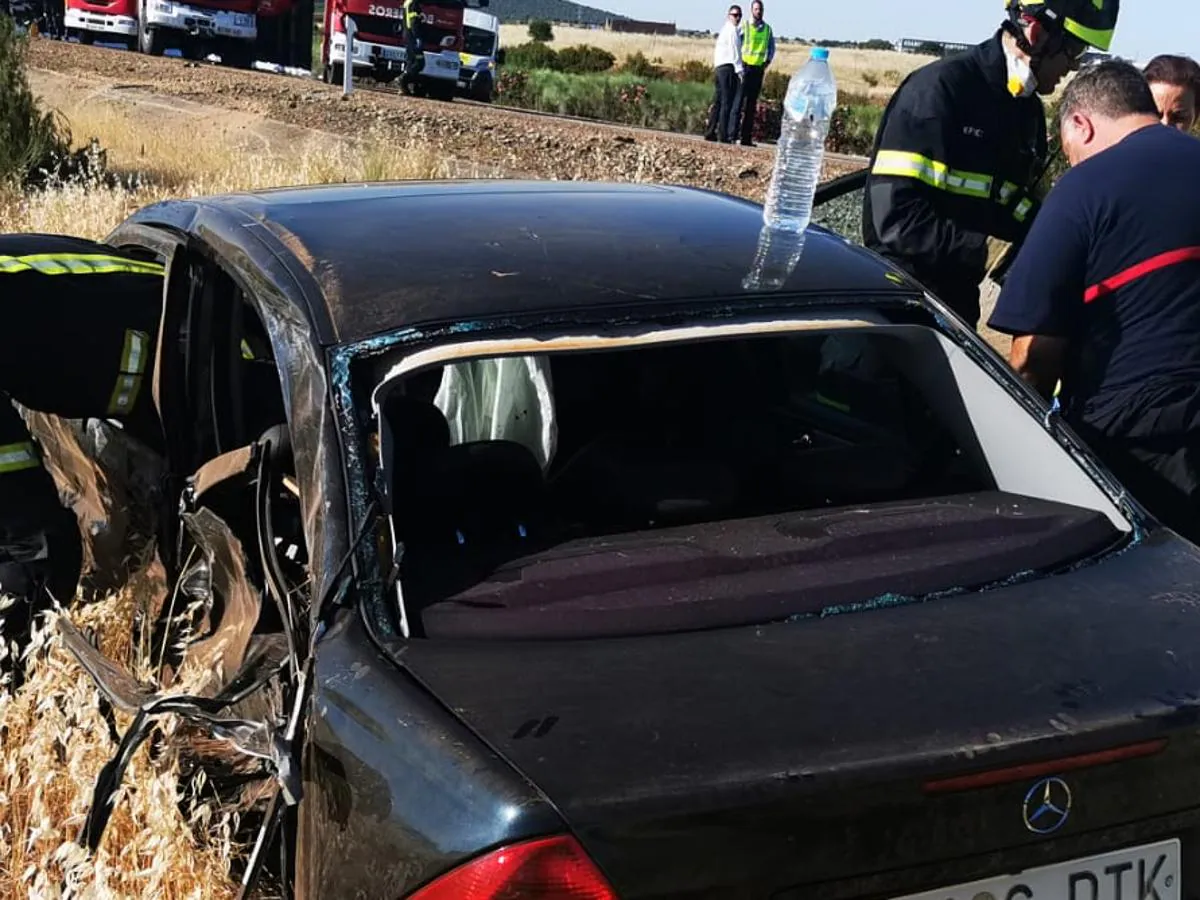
[
  {"left": 55, "top": 0, "right": 310, "bottom": 69},
  {"left": 59, "top": 0, "right": 256, "bottom": 64},
  {"left": 322, "top": 0, "right": 487, "bottom": 99}
]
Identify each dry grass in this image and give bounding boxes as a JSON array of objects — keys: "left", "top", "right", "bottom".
[
  {"left": 0, "top": 86, "right": 485, "bottom": 897},
  {"left": 0, "top": 569, "right": 245, "bottom": 900},
  {"left": 0, "top": 94, "right": 474, "bottom": 236},
  {"left": 499, "top": 24, "right": 934, "bottom": 97}
]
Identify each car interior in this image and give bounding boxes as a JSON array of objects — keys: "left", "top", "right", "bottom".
[{"left": 375, "top": 326, "right": 1130, "bottom": 640}]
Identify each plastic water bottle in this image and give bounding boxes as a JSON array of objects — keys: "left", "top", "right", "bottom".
[{"left": 763, "top": 47, "right": 838, "bottom": 232}]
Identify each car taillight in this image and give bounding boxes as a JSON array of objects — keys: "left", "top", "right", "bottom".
[{"left": 407, "top": 835, "right": 618, "bottom": 900}]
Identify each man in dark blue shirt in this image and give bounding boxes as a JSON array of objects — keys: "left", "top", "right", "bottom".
[{"left": 989, "top": 60, "right": 1200, "bottom": 543}]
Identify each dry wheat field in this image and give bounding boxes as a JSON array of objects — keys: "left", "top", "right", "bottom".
[{"left": 498, "top": 23, "right": 935, "bottom": 96}]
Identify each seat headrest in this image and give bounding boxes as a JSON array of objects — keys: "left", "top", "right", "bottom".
[
  {"left": 400, "top": 440, "right": 545, "bottom": 547},
  {"left": 385, "top": 395, "right": 452, "bottom": 453}
]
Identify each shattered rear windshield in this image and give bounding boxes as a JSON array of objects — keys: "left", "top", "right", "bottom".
[{"left": 373, "top": 328, "right": 1124, "bottom": 640}]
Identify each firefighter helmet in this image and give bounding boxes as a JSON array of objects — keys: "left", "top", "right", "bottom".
[{"left": 1005, "top": 0, "right": 1119, "bottom": 53}]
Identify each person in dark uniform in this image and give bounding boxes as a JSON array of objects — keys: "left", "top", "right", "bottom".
[
  {"left": 400, "top": 0, "right": 424, "bottom": 95},
  {"left": 988, "top": 61, "right": 1200, "bottom": 545},
  {"left": 0, "top": 233, "right": 164, "bottom": 671},
  {"left": 862, "top": 0, "right": 1120, "bottom": 329}
]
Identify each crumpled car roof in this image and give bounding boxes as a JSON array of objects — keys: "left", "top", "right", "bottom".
[{"left": 123, "top": 180, "right": 922, "bottom": 347}]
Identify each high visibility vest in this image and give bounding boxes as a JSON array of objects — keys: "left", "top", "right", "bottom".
[
  {"left": 741, "top": 22, "right": 772, "bottom": 67},
  {"left": 403, "top": 0, "right": 420, "bottom": 30}
]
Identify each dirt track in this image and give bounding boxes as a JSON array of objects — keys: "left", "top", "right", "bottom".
[{"left": 25, "top": 39, "right": 866, "bottom": 202}]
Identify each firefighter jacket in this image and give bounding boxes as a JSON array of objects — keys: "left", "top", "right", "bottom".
[
  {"left": 0, "top": 233, "right": 164, "bottom": 434},
  {"left": 403, "top": 0, "right": 420, "bottom": 32},
  {"left": 862, "top": 30, "right": 1048, "bottom": 326}
]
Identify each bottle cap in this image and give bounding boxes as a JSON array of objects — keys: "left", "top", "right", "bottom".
[{"left": 812, "top": 47, "right": 830, "bottom": 61}]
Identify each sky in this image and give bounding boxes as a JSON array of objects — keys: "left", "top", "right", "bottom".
[{"left": 594, "top": 0, "right": 1197, "bottom": 64}]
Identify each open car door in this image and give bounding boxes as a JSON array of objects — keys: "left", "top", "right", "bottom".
[{"left": 57, "top": 237, "right": 309, "bottom": 898}]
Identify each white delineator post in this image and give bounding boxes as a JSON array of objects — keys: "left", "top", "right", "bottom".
[{"left": 342, "top": 13, "right": 356, "bottom": 96}]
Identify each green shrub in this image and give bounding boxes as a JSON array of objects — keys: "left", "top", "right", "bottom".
[
  {"left": 527, "top": 19, "right": 553, "bottom": 42},
  {"left": 556, "top": 44, "right": 615, "bottom": 74},
  {"left": 0, "top": 17, "right": 70, "bottom": 187},
  {"left": 827, "top": 103, "right": 884, "bottom": 156},
  {"left": 761, "top": 69, "right": 790, "bottom": 102},
  {"left": 674, "top": 59, "right": 714, "bottom": 84},
  {"left": 501, "top": 70, "right": 710, "bottom": 134},
  {"left": 504, "top": 41, "right": 561, "bottom": 71},
  {"left": 619, "top": 51, "right": 663, "bottom": 79}
]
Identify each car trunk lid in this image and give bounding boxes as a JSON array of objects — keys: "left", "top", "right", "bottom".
[{"left": 390, "top": 531, "right": 1200, "bottom": 899}]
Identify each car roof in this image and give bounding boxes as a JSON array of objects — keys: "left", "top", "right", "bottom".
[{"left": 123, "top": 180, "right": 923, "bottom": 346}]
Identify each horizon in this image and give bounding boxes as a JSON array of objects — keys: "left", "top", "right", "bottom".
[{"left": 582, "top": 0, "right": 1196, "bottom": 65}]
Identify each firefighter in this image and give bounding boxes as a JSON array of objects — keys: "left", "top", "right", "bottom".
[
  {"left": 0, "top": 234, "right": 164, "bottom": 673},
  {"left": 400, "top": 0, "right": 424, "bottom": 95},
  {"left": 988, "top": 61, "right": 1200, "bottom": 545},
  {"left": 861, "top": 0, "right": 1120, "bottom": 329}
]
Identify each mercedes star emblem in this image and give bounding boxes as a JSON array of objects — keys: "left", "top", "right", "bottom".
[{"left": 1023, "top": 776, "right": 1072, "bottom": 835}]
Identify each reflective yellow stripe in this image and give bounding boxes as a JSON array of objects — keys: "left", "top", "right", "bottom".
[
  {"left": 0, "top": 442, "right": 39, "bottom": 474},
  {"left": 1064, "top": 17, "right": 1113, "bottom": 51},
  {"left": 872, "top": 151, "right": 993, "bottom": 199},
  {"left": 999, "top": 181, "right": 1035, "bottom": 222},
  {"left": 0, "top": 253, "right": 164, "bottom": 277},
  {"left": 241, "top": 339, "right": 255, "bottom": 360},
  {"left": 107, "top": 329, "right": 149, "bottom": 416}
]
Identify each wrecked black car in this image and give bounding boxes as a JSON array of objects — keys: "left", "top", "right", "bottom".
[{"left": 42, "top": 178, "right": 1200, "bottom": 900}]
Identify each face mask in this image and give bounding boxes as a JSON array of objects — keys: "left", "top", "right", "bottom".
[{"left": 1005, "top": 46, "right": 1037, "bottom": 98}]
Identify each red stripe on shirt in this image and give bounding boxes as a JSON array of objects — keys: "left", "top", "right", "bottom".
[{"left": 1084, "top": 245, "right": 1200, "bottom": 303}]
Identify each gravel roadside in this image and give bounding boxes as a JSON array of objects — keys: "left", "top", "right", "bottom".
[{"left": 26, "top": 39, "right": 866, "bottom": 203}]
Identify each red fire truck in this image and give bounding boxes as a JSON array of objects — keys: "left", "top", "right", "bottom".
[
  {"left": 62, "top": 0, "right": 257, "bottom": 64},
  {"left": 58, "top": 0, "right": 310, "bottom": 68},
  {"left": 322, "top": 0, "right": 487, "bottom": 98}
]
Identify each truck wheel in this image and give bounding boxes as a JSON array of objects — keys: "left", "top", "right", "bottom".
[
  {"left": 136, "top": 4, "right": 164, "bottom": 56},
  {"left": 471, "top": 76, "right": 493, "bottom": 103},
  {"left": 323, "top": 61, "right": 344, "bottom": 85},
  {"left": 426, "top": 80, "right": 454, "bottom": 102},
  {"left": 222, "top": 41, "right": 254, "bottom": 68}
]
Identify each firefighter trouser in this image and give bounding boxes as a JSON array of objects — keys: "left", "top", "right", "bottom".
[{"left": 0, "top": 396, "right": 82, "bottom": 660}]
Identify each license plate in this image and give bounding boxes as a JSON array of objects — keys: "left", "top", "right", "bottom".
[{"left": 894, "top": 839, "right": 1180, "bottom": 900}]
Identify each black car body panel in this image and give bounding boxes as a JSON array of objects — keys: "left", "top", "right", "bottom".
[
  {"left": 122, "top": 180, "right": 922, "bottom": 346},
  {"left": 391, "top": 528, "right": 1200, "bottom": 897},
  {"left": 48, "top": 178, "right": 1197, "bottom": 900},
  {"left": 298, "top": 610, "right": 566, "bottom": 900}
]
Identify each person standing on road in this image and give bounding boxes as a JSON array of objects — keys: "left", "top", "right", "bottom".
[
  {"left": 705, "top": 5, "right": 745, "bottom": 144},
  {"left": 1143, "top": 54, "right": 1200, "bottom": 132},
  {"left": 401, "top": 0, "right": 425, "bottom": 95},
  {"left": 733, "top": 0, "right": 775, "bottom": 147},
  {"left": 861, "top": 0, "right": 1119, "bottom": 330},
  {"left": 987, "top": 61, "right": 1200, "bottom": 545}
]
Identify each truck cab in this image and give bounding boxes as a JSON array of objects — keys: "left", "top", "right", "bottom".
[
  {"left": 456, "top": 6, "right": 498, "bottom": 101},
  {"left": 60, "top": 0, "right": 258, "bottom": 65},
  {"left": 323, "top": 0, "right": 488, "bottom": 99}
]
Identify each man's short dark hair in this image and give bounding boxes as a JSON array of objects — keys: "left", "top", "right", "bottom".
[{"left": 1059, "top": 60, "right": 1160, "bottom": 124}]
